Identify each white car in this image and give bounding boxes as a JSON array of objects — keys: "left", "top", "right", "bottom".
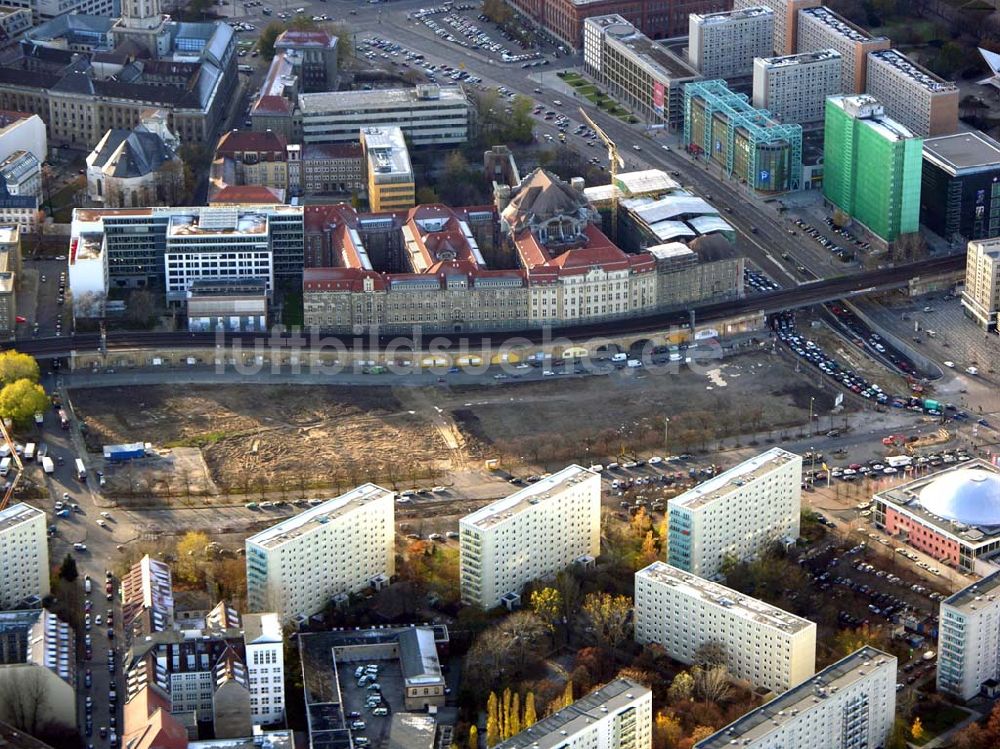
[{"left": 943, "top": 360, "right": 955, "bottom": 368}]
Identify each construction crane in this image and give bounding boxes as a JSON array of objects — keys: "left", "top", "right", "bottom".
[
  {"left": 0, "top": 416, "right": 23, "bottom": 512},
  {"left": 579, "top": 107, "right": 624, "bottom": 240}
]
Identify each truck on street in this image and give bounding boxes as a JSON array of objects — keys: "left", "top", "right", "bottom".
[{"left": 41, "top": 456, "right": 53, "bottom": 474}]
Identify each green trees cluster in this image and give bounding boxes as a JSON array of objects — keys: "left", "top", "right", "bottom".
[{"left": 0, "top": 352, "right": 46, "bottom": 426}]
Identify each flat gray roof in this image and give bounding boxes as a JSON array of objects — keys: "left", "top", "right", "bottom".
[
  {"left": 696, "top": 647, "right": 895, "bottom": 749},
  {"left": 299, "top": 86, "right": 466, "bottom": 114},
  {"left": 924, "top": 131, "right": 1000, "bottom": 175},
  {"left": 0, "top": 503, "right": 43, "bottom": 534},
  {"left": 461, "top": 465, "right": 595, "bottom": 529},
  {"left": 943, "top": 569, "right": 1000, "bottom": 613}
]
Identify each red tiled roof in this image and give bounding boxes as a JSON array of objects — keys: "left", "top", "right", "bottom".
[
  {"left": 276, "top": 29, "right": 336, "bottom": 47},
  {"left": 216, "top": 129, "right": 288, "bottom": 157},
  {"left": 303, "top": 266, "right": 386, "bottom": 292},
  {"left": 252, "top": 95, "right": 292, "bottom": 115},
  {"left": 209, "top": 185, "right": 283, "bottom": 205}
]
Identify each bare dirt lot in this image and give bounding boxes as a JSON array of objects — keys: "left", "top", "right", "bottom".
[{"left": 69, "top": 351, "right": 844, "bottom": 500}]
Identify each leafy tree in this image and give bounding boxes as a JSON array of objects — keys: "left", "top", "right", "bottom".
[
  {"left": 694, "top": 641, "right": 727, "bottom": 668},
  {"left": 582, "top": 592, "right": 632, "bottom": 655},
  {"left": 416, "top": 186, "right": 440, "bottom": 204},
  {"left": 523, "top": 692, "right": 537, "bottom": 728},
  {"left": 654, "top": 710, "right": 683, "bottom": 749},
  {"left": 502, "top": 687, "right": 512, "bottom": 739},
  {"left": 639, "top": 531, "right": 658, "bottom": 567},
  {"left": 0, "top": 352, "right": 39, "bottom": 386},
  {"left": 482, "top": 0, "right": 512, "bottom": 24},
  {"left": 834, "top": 623, "right": 887, "bottom": 656},
  {"left": 486, "top": 692, "right": 499, "bottom": 746},
  {"left": 560, "top": 680, "right": 574, "bottom": 709},
  {"left": 126, "top": 289, "right": 157, "bottom": 328},
  {"left": 467, "top": 725, "right": 478, "bottom": 749},
  {"left": 911, "top": 717, "right": 924, "bottom": 742},
  {"left": 0, "top": 379, "right": 48, "bottom": 426},
  {"left": 529, "top": 587, "right": 562, "bottom": 631},
  {"left": 510, "top": 692, "right": 521, "bottom": 737},
  {"left": 328, "top": 23, "right": 354, "bottom": 64},
  {"left": 259, "top": 21, "right": 285, "bottom": 61},
  {"left": 689, "top": 726, "right": 716, "bottom": 745},
  {"left": 667, "top": 671, "right": 694, "bottom": 703},
  {"left": 175, "top": 530, "right": 210, "bottom": 585},
  {"left": 58, "top": 554, "right": 78, "bottom": 582}
]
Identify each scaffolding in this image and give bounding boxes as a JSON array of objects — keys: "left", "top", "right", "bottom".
[{"left": 682, "top": 79, "right": 803, "bottom": 193}]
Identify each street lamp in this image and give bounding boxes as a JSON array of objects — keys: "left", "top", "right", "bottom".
[{"left": 808, "top": 396, "right": 815, "bottom": 436}]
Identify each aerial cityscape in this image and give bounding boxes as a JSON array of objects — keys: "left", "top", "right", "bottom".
[{"left": 0, "top": 0, "right": 997, "bottom": 747}]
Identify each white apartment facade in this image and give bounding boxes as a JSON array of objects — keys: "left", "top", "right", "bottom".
[
  {"left": 635, "top": 562, "right": 816, "bottom": 693},
  {"left": 0, "top": 503, "right": 49, "bottom": 609},
  {"left": 668, "top": 447, "right": 802, "bottom": 579},
  {"left": 245, "top": 484, "right": 395, "bottom": 622},
  {"left": 938, "top": 570, "right": 1000, "bottom": 700},
  {"left": 796, "top": 6, "right": 890, "bottom": 93},
  {"left": 243, "top": 612, "right": 284, "bottom": 724},
  {"left": 962, "top": 237, "right": 1000, "bottom": 331},
  {"left": 494, "top": 677, "right": 652, "bottom": 749},
  {"left": 752, "top": 49, "right": 842, "bottom": 125},
  {"left": 695, "top": 647, "right": 897, "bottom": 749},
  {"left": 865, "top": 49, "right": 959, "bottom": 137},
  {"left": 734, "top": 0, "right": 820, "bottom": 56},
  {"left": 688, "top": 7, "right": 774, "bottom": 80},
  {"left": 460, "top": 465, "right": 600, "bottom": 610}
]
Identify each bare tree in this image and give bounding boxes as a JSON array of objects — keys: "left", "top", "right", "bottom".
[
  {"left": 693, "top": 640, "right": 727, "bottom": 668},
  {"left": 0, "top": 668, "right": 51, "bottom": 735},
  {"left": 692, "top": 664, "right": 732, "bottom": 704}
]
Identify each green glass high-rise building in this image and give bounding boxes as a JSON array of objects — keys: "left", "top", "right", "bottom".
[{"left": 823, "top": 94, "right": 923, "bottom": 242}]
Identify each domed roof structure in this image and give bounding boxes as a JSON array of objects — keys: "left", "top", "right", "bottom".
[{"left": 918, "top": 468, "right": 1000, "bottom": 526}]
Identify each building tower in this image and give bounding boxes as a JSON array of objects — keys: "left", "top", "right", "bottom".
[{"left": 113, "top": 0, "right": 170, "bottom": 57}]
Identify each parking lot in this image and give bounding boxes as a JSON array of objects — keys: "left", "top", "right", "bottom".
[
  {"left": 337, "top": 661, "right": 404, "bottom": 746},
  {"left": 412, "top": 5, "right": 544, "bottom": 64}
]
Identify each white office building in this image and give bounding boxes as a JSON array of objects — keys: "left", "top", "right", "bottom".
[
  {"left": 243, "top": 612, "right": 284, "bottom": 725},
  {"left": 460, "top": 465, "right": 600, "bottom": 610},
  {"left": 668, "top": 447, "right": 802, "bottom": 579},
  {"left": 245, "top": 484, "right": 395, "bottom": 622},
  {"left": 695, "top": 647, "right": 897, "bottom": 749},
  {"left": 938, "top": 570, "right": 1000, "bottom": 700},
  {"left": 752, "top": 49, "right": 842, "bottom": 125},
  {"left": 688, "top": 7, "right": 774, "bottom": 80},
  {"left": 635, "top": 562, "right": 816, "bottom": 693},
  {"left": 0, "top": 503, "right": 49, "bottom": 609},
  {"left": 163, "top": 209, "right": 273, "bottom": 303},
  {"left": 494, "top": 677, "right": 652, "bottom": 749},
  {"left": 298, "top": 85, "right": 470, "bottom": 146}
]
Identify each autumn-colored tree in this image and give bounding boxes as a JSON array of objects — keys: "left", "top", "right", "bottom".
[
  {"left": 175, "top": 531, "right": 210, "bottom": 585},
  {"left": 486, "top": 692, "right": 499, "bottom": 746},
  {"left": 510, "top": 692, "right": 521, "bottom": 737},
  {"left": 911, "top": 717, "right": 924, "bottom": 742},
  {"left": 690, "top": 726, "right": 716, "bottom": 744},
  {"left": 834, "top": 623, "right": 887, "bottom": 656},
  {"left": 654, "top": 711, "right": 683, "bottom": 749},
  {"left": 631, "top": 506, "right": 652, "bottom": 536},
  {"left": 582, "top": 592, "right": 633, "bottom": 655},
  {"left": 0, "top": 352, "right": 38, "bottom": 386},
  {"left": 523, "top": 692, "right": 537, "bottom": 728},
  {"left": 0, "top": 379, "right": 48, "bottom": 426},
  {"left": 668, "top": 671, "right": 694, "bottom": 703},
  {"left": 530, "top": 587, "right": 563, "bottom": 632},
  {"left": 467, "top": 725, "right": 478, "bottom": 749},
  {"left": 639, "top": 530, "right": 658, "bottom": 567},
  {"left": 561, "top": 680, "right": 574, "bottom": 708},
  {"left": 502, "top": 687, "right": 513, "bottom": 739}
]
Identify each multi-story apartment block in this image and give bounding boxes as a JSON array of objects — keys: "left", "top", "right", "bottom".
[
  {"left": 696, "top": 647, "right": 897, "bottom": 749},
  {"left": 245, "top": 484, "right": 395, "bottom": 622},
  {"left": 361, "top": 126, "right": 414, "bottom": 212},
  {"left": 243, "top": 612, "right": 284, "bottom": 725},
  {"left": 752, "top": 49, "right": 842, "bottom": 125},
  {"left": 865, "top": 49, "right": 959, "bottom": 137},
  {"left": 583, "top": 15, "right": 702, "bottom": 129},
  {"left": 68, "top": 203, "right": 303, "bottom": 293},
  {"left": 0, "top": 503, "right": 49, "bottom": 609},
  {"left": 0, "top": 609, "right": 76, "bottom": 729},
  {"left": 635, "top": 562, "right": 817, "bottom": 693},
  {"left": 460, "top": 465, "right": 600, "bottom": 610},
  {"left": 494, "top": 678, "right": 652, "bottom": 749},
  {"left": 501, "top": 0, "right": 726, "bottom": 50},
  {"left": 214, "top": 130, "right": 290, "bottom": 195},
  {"left": 0, "top": 149, "right": 37, "bottom": 197},
  {"left": 668, "top": 448, "right": 802, "bottom": 579},
  {"left": 121, "top": 554, "right": 175, "bottom": 644},
  {"left": 688, "top": 7, "right": 774, "bottom": 80},
  {"left": 922, "top": 131, "right": 1000, "bottom": 243},
  {"left": 938, "top": 570, "right": 1000, "bottom": 700},
  {"left": 962, "top": 237, "right": 1000, "bottom": 331},
  {"left": 796, "top": 6, "right": 889, "bottom": 93},
  {"left": 299, "top": 143, "right": 364, "bottom": 195},
  {"left": 734, "top": 0, "right": 820, "bottom": 55},
  {"left": 823, "top": 94, "right": 923, "bottom": 243}
]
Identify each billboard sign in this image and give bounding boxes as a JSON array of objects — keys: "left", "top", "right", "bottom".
[{"left": 652, "top": 81, "right": 665, "bottom": 115}]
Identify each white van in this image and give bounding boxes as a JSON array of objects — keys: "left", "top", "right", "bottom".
[
  {"left": 626, "top": 359, "right": 643, "bottom": 368},
  {"left": 0, "top": 457, "right": 10, "bottom": 476},
  {"left": 611, "top": 353, "right": 627, "bottom": 362}
]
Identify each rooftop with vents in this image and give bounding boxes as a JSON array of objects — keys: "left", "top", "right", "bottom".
[
  {"left": 460, "top": 465, "right": 597, "bottom": 530},
  {"left": 671, "top": 448, "right": 800, "bottom": 510}
]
